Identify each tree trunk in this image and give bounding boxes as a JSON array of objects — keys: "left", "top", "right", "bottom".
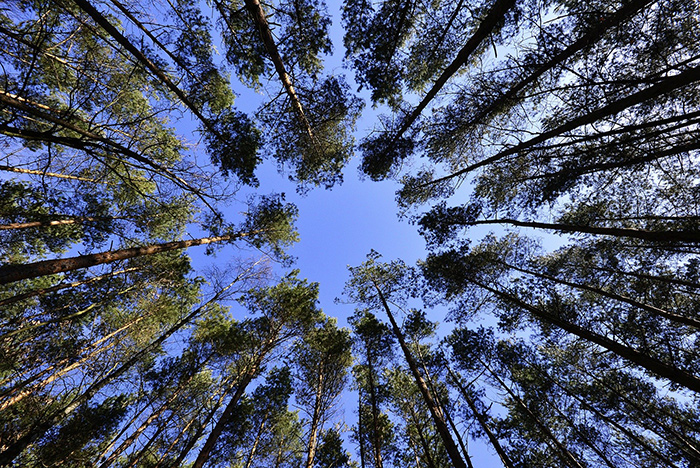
[
  {"left": 445, "top": 365, "right": 516, "bottom": 468},
  {"left": 466, "top": 218, "right": 700, "bottom": 244},
  {"left": 191, "top": 333, "right": 278, "bottom": 468},
  {"left": 427, "top": 63, "right": 700, "bottom": 186},
  {"left": 373, "top": 282, "right": 468, "bottom": 468},
  {"left": 240, "top": 0, "right": 316, "bottom": 145},
  {"left": 0, "top": 164, "right": 109, "bottom": 184},
  {"left": 390, "top": 0, "right": 517, "bottom": 144},
  {"left": 483, "top": 363, "right": 586, "bottom": 468},
  {"left": 460, "top": 0, "right": 652, "bottom": 131},
  {"left": 0, "top": 267, "right": 139, "bottom": 308},
  {"left": 0, "top": 232, "right": 255, "bottom": 285},
  {"left": 0, "top": 281, "right": 237, "bottom": 465},
  {"left": 498, "top": 259, "right": 700, "bottom": 329},
  {"left": 470, "top": 278, "right": 700, "bottom": 393}
]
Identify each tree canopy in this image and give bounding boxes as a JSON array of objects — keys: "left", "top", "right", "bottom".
[{"left": 1, "top": 0, "right": 699, "bottom": 466}]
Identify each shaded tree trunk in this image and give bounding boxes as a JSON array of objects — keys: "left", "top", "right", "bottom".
[{"left": 373, "top": 281, "right": 467, "bottom": 468}]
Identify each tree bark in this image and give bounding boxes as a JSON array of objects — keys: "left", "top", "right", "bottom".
[
  {"left": 0, "top": 231, "right": 257, "bottom": 285},
  {"left": 240, "top": 0, "right": 316, "bottom": 145},
  {"left": 470, "top": 277, "right": 700, "bottom": 393},
  {"left": 373, "top": 282, "right": 468, "bottom": 468},
  {"left": 427, "top": 64, "right": 700, "bottom": 186},
  {"left": 465, "top": 218, "right": 700, "bottom": 244}
]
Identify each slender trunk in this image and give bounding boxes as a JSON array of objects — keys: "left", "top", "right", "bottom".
[
  {"left": 417, "top": 349, "right": 473, "bottom": 468},
  {"left": 522, "top": 139, "right": 700, "bottom": 184},
  {"left": 573, "top": 364, "right": 700, "bottom": 462},
  {"left": 365, "top": 348, "right": 384, "bottom": 468},
  {"left": 531, "top": 363, "right": 683, "bottom": 468},
  {"left": 97, "top": 358, "right": 208, "bottom": 468},
  {"left": 240, "top": 0, "right": 316, "bottom": 146},
  {"left": 498, "top": 259, "right": 700, "bottom": 329},
  {"left": 0, "top": 231, "right": 257, "bottom": 285},
  {"left": 152, "top": 387, "right": 229, "bottom": 468},
  {"left": 1, "top": 312, "right": 147, "bottom": 410},
  {"left": 0, "top": 164, "right": 108, "bottom": 184},
  {"left": 0, "top": 215, "right": 124, "bottom": 231},
  {"left": 483, "top": 362, "right": 586, "bottom": 468},
  {"left": 373, "top": 282, "right": 467, "bottom": 468},
  {"left": 460, "top": 0, "right": 652, "bottom": 131},
  {"left": 0, "top": 340, "right": 117, "bottom": 413},
  {"left": 390, "top": 0, "right": 517, "bottom": 143},
  {"left": 572, "top": 264, "right": 700, "bottom": 291},
  {"left": 470, "top": 277, "right": 700, "bottom": 393},
  {"left": 0, "top": 280, "right": 237, "bottom": 465},
  {"left": 357, "top": 390, "right": 367, "bottom": 468},
  {"left": 72, "top": 0, "right": 214, "bottom": 132},
  {"left": 466, "top": 218, "right": 700, "bottom": 244},
  {"left": 303, "top": 367, "right": 325, "bottom": 468},
  {"left": 541, "top": 390, "right": 618, "bottom": 468},
  {"left": 191, "top": 333, "right": 279, "bottom": 468},
  {"left": 0, "top": 267, "right": 139, "bottom": 308},
  {"left": 405, "top": 404, "right": 438, "bottom": 468},
  {"left": 446, "top": 365, "right": 516, "bottom": 468},
  {"left": 2, "top": 284, "right": 139, "bottom": 339},
  {"left": 0, "top": 93, "right": 211, "bottom": 207},
  {"left": 243, "top": 413, "right": 269, "bottom": 468},
  {"left": 427, "top": 63, "right": 700, "bottom": 186}
]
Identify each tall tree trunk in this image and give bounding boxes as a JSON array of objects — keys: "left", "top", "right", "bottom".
[
  {"left": 191, "top": 333, "right": 279, "bottom": 468},
  {"left": 0, "top": 267, "right": 139, "bottom": 308},
  {"left": 470, "top": 277, "right": 700, "bottom": 393},
  {"left": 0, "top": 215, "right": 124, "bottom": 231},
  {"left": 460, "top": 0, "right": 653, "bottom": 131},
  {"left": 365, "top": 349, "right": 384, "bottom": 468},
  {"left": 240, "top": 0, "right": 316, "bottom": 146},
  {"left": 0, "top": 164, "right": 109, "bottom": 184},
  {"left": 373, "top": 282, "right": 468, "bottom": 468},
  {"left": 445, "top": 365, "right": 516, "bottom": 468},
  {"left": 390, "top": 0, "right": 517, "bottom": 144},
  {"left": 0, "top": 280, "right": 238, "bottom": 465},
  {"left": 427, "top": 64, "right": 700, "bottom": 186},
  {"left": 0, "top": 231, "right": 259, "bottom": 285},
  {"left": 481, "top": 361, "right": 593, "bottom": 468},
  {"left": 303, "top": 367, "right": 325, "bottom": 468},
  {"left": 497, "top": 259, "right": 700, "bottom": 329},
  {"left": 464, "top": 218, "right": 700, "bottom": 244}
]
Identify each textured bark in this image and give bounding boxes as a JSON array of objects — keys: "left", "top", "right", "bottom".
[
  {"left": 0, "top": 232, "right": 254, "bottom": 285},
  {"left": 241, "top": 0, "right": 316, "bottom": 145}
]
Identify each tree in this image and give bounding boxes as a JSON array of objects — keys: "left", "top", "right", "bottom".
[
  {"left": 350, "top": 310, "right": 396, "bottom": 468},
  {"left": 293, "top": 316, "right": 353, "bottom": 468},
  {"left": 344, "top": 252, "right": 468, "bottom": 468}
]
